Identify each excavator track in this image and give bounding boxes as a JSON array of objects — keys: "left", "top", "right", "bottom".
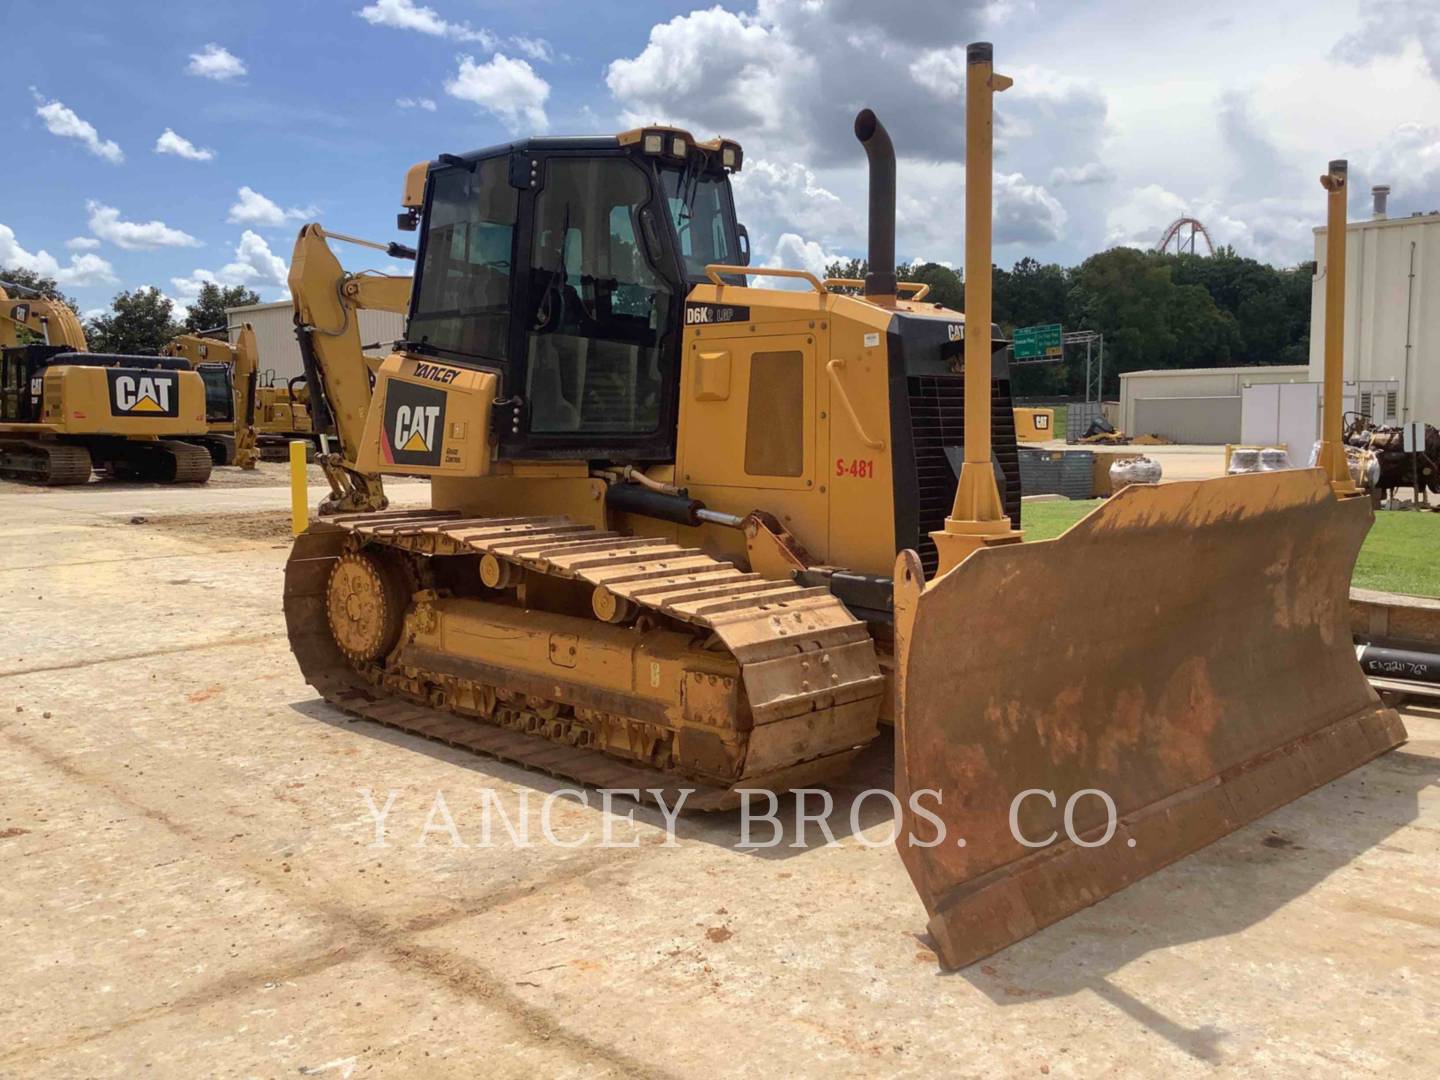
[
  {"left": 0, "top": 440, "right": 93, "bottom": 486},
  {"left": 286, "top": 509, "right": 886, "bottom": 810},
  {"left": 156, "top": 440, "right": 213, "bottom": 484}
]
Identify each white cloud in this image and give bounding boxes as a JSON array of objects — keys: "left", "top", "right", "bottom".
[
  {"left": 511, "top": 36, "right": 554, "bottom": 63},
  {"left": 66, "top": 236, "right": 100, "bottom": 250},
  {"left": 606, "top": 2, "right": 1089, "bottom": 263},
  {"left": 86, "top": 201, "right": 200, "bottom": 250},
  {"left": 225, "top": 230, "right": 288, "bottom": 286},
  {"left": 1332, "top": 0, "right": 1440, "bottom": 82},
  {"left": 755, "top": 233, "right": 844, "bottom": 289},
  {"left": 356, "top": 1, "right": 554, "bottom": 58},
  {"left": 187, "top": 43, "right": 247, "bottom": 81},
  {"left": 31, "top": 91, "right": 123, "bottom": 163},
  {"left": 731, "top": 159, "right": 855, "bottom": 256},
  {"left": 1049, "top": 162, "right": 1114, "bottom": 187},
  {"left": 154, "top": 128, "right": 216, "bottom": 161},
  {"left": 606, "top": 7, "right": 809, "bottom": 146},
  {"left": 396, "top": 96, "right": 438, "bottom": 111},
  {"left": 358, "top": 0, "right": 480, "bottom": 39},
  {"left": 995, "top": 172, "right": 1068, "bottom": 244},
  {"left": 0, "top": 223, "right": 119, "bottom": 286},
  {"left": 172, "top": 230, "right": 289, "bottom": 301},
  {"left": 445, "top": 53, "right": 549, "bottom": 133},
  {"left": 227, "top": 186, "right": 314, "bottom": 227}
]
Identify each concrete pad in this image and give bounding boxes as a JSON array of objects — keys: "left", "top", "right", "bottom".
[{"left": 3, "top": 475, "right": 1438, "bottom": 1075}]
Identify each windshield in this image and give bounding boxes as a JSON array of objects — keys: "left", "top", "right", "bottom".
[
  {"left": 659, "top": 166, "right": 739, "bottom": 281},
  {"left": 197, "top": 364, "right": 233, "bottom": 423},
  {"left": 409, "top": 159, "right": 517, "bottom": 361}
]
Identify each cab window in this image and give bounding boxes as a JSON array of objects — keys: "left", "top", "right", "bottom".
[
  {"left": 524, "top": 157, "right": 672, "bottom": 435},
  {"left": 410, "top": 159, "right": 517, "bottom": 362}
]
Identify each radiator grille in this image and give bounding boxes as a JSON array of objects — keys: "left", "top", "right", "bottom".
[{"left": 904, "top": 374, "right": 1022, "bottom": 576}]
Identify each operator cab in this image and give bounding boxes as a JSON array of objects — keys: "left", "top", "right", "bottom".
[{"left": 402, "top": 128, "right": 746, "bottom": 461}]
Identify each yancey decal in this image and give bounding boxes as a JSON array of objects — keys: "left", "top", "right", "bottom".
[
  {"left": 685, "top": 302, "right": 750, "bottom": 326},
  {"left": 381, "top": 378, "right": 447, "bottom": 468},
  {"left": 412, "top": 361, "right": 462, "bottom": 385},
  {"left": 107, "top": 370, "right": 180, "bottom": 418}
]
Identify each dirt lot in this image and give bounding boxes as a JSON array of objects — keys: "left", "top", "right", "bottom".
[{"left": 2, "top": 472, "right": 1438, "bottom": 1077}]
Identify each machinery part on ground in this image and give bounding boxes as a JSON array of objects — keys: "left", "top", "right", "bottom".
[
  {"left": 279, "top": 46, "right": 1403, "bottom": 973},
  {"left": 891, "top": 470, "right": 1405, "bottom": 970},
  {"left": 1356, "top": 642, "right": 1440, "bottom": 686},
  {"left": 1346, "top": 421, "right": 1440, "bottom": 495}
]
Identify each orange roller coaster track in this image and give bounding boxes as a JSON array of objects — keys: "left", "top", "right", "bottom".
[{"left": 1155, "top": 216, "right": 1215, "bottom": 255}]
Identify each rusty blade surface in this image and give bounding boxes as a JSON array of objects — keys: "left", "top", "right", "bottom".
[{"left": 891, "top": 469, "right": 1406, "bottom": 970}]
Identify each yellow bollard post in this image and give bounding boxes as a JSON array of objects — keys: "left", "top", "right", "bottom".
[
  {"left": 289, "top": 439, "right": 309, "bottom": 536},
  {"left": 930, "top": 41, "right": 1024, "bottom": 575},
  {"left": 1317, "top": 160, "right": 1357, "bottom": 495}
]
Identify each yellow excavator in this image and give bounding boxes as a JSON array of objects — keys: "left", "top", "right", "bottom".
[
  {"left": 282, "top": 42, "right": 1403, "bottom": 969},
  {"left": 1, "top": 280, "right": 213, "bottom": 484},
  {"left": 161, "top": 325, "right": 262, "bottom": 469}
]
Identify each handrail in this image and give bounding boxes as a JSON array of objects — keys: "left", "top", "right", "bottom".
[
  {"left": 826, "top": 358, "right": 885, "bottom": 450},
  {"left": 704, "top": 264, "right": 826, "bottom": 294},
  {"left": 822, "top": 277, "right": 932, "bottom": 301}
]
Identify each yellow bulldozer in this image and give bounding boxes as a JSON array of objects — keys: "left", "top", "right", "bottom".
[
  {"left": 282, "top": 42, "right": 1404, "bottom": 969},
  {"left": 1, "top": 280, "right": 213, "bottom": 484}
]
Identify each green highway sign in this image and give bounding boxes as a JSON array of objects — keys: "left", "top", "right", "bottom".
[{"left": 1012, "top": 323, "right": 1063, "bottom": 360}]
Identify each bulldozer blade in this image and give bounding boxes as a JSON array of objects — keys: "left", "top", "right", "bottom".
[{"left": 891, "top": 469, "right": 1406, "bottom": 970}]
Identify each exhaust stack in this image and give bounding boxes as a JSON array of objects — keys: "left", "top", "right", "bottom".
[
  {"left": 853, "top": 109, "right": 897, "bottom": 300},
  {"left": 1372, "top": 184, "right": 1390, "bottom": 219}
]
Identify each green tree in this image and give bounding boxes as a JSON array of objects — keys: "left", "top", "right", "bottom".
[
  {"left": 182, "top": 282, "right": 261, "bottom": 335},
  {"left": 0, "top": 266, "right": 79, "bottom": 312},
  {"left": 86, "top": 288, "right": 182, "bottom": 355},
  {"left": 993, "top": 257, "right": 1069, "bottom": 333},
  {"left": 821, "top": 258, "right": 963, "bottom": 309},
  {"left": 905, "top": 262, "right": 963, "bottom": 310}
]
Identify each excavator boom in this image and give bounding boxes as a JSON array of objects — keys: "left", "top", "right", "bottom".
[{"left": 287, "top": 224, "right": 412, "bottom": 513}]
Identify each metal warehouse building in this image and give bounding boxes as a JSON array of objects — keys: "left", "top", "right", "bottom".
[
  {"left": 225, "top": 299, "right": 408, "bottom": 383},
  {"left": 1118, "top": 365, "right": 1311, "bottom": 443},
  {"left": 1308, "top": 195, "right": 1440, "bottom": 428}
]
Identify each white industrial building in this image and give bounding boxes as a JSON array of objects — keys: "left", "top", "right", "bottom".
[
  {"left": 225, "top": 300, "right": 408, "bottom": 383},
  {"left": 1308, "top": 192, "right": 1440, "bottom": 427},
  {"left": 1117, "top": 365, "right": 1311, "bottom": 444}
]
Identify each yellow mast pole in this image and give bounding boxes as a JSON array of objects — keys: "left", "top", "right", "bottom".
[
  {"left": 931, "top": 41, "right": 1023, "bottom": 574},
  {"left": 1317, "top": 160, "right": 1357, "bottom": 494}
]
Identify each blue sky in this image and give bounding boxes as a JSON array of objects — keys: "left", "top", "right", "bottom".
[{"left": 6, "top": 1, "right": 1440, "bottom": 319}]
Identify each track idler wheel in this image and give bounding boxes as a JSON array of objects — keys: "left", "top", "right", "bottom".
[{"left": 325, "top": 549, "right": 410, "bottom": 664}]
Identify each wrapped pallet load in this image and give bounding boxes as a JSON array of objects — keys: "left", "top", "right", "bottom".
[{"left": 1109, "top": 454, "right": 1162, "bottom": 493}]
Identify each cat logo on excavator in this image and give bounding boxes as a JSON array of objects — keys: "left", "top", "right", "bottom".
[{"left": 107, "top": 370, "right": 178, "bottom": 418}]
